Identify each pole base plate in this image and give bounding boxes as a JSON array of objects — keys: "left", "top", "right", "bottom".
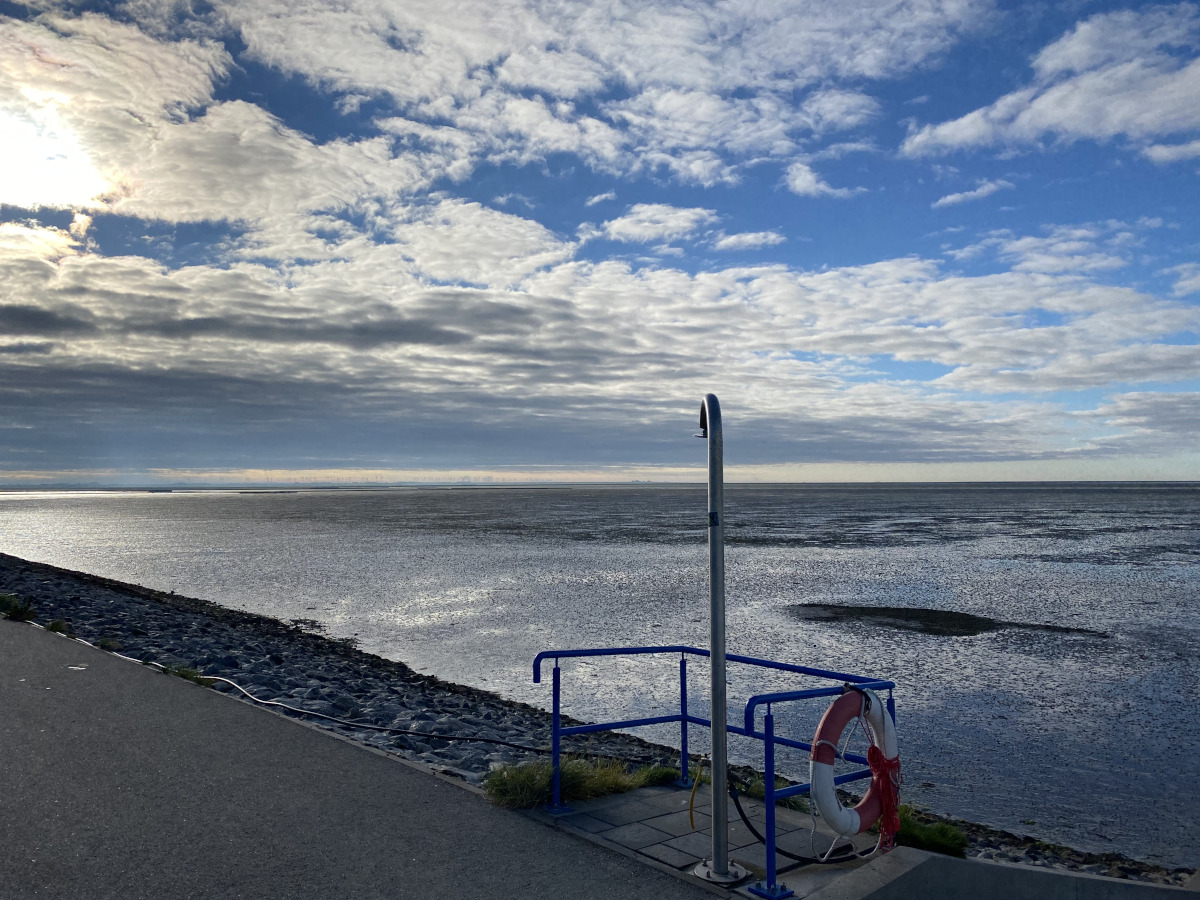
[{"left": 693, "top": 859, "right": 749, "bottom": 884}]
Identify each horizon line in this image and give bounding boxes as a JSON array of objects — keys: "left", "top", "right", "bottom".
[{"left": 4, "top": 478, "right": 1200, "bottom": 492}]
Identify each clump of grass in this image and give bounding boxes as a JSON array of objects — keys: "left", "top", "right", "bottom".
[
  {"left": 896, "top": 805, "right": 968, "bottom": 857},
  {"left": 1, "top": 593, "right": 35, "bottom": 622},
  {"left": 162, "top": 664, "right": 215, "bottom": 687},
  {"left": 484, "top": 757, "right": 678, "bottom": 809},
  {"left": 636, "top": 764, "right": 682, "bottom": 788},
  {"left": 45, "top": 620, "right": 70, "bottom": 634},
  {"left": 96, "top": 637, "right": 122, "bottom": 652}
]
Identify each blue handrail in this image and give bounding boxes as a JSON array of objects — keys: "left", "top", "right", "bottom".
[
  {"left": 743, "top": 681, "right": 895, "bottom": 734},
  {"left": 534, "top": 644, "right": 898, "bottom": 900},
  {"left": 534, "top": 644, "right": 889, "bottom": 685}
]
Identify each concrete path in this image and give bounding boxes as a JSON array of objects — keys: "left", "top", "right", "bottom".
[{"left": 0, "top": 619, "right": 722, "bottom": 900}]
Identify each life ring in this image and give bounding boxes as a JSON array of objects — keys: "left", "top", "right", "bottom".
[{"left": 809, "top": 687, "right": 900, "bottom": 840}]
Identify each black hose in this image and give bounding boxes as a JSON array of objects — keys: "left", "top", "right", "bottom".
[{"left": 727, "top": 772, "right": 873, "bottom": 871}]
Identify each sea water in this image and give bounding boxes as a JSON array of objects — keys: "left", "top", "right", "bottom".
[{"left": 1, "top": 484, "right": 1197, "bottom": 867}]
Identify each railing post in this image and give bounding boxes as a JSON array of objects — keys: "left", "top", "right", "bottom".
[
  {"left": 677, "top": 655, "right": 691, "bottom": 787},
  {"left": 750, "top": 708, "right": 793, "bottom": 899},
  {"left": 548, "top": 662, "right": 571, "bottom": 813}
]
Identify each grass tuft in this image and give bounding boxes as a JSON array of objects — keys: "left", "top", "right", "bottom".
[
  {"left": 483, "top": 757, "right": 679, "bottom": 809},
  {"left": 46, "top": 620, "right": 69, "bottom": 634},
  {"left": 162, "top": 664, "right": 215, "bottom": 687},
  {"left": 896, "top": 805, "right": 968, "bottom": 857},
  {"left": 1, "top": 593, "right": 35, "bottom": 622},
  {"left": 96, "top": 637, "right": 122, "bottom": 652},
  {"left": 636, "top": 764, "right": 682, "bottom": 788}
]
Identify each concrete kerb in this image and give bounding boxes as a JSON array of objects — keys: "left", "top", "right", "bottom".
[{"left": 822, "top": 851, "right": 1199, "bottom": 900}]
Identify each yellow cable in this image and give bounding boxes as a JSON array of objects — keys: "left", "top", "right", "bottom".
[{"left": 688, "top": 755, "right": 708, "bottom": 831}]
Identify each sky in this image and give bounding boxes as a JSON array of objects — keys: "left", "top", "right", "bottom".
[{"left": 1, "top": 0, "right": 1198, "bottom": 485}]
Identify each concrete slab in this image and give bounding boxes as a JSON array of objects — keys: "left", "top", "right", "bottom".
[
  {"left": 601, "top": 822, "right": 676, "bottom": 850},
  {"left": 557, "top": 812, "right": 613, "bottom": 833},
  {"left": 643, "top": 842, "right": 705, "bottom": 870},
  {"left": 578, "top": 796, "right": 664, "bottom": 826},
  {"left": 647, "top": 809, "right": 714, "bottom": 837},
  {"left": 730, "top": 841, "right": 794, "bottom": 873},
  {"left": 666, "top": 830, "right": 723, "bottom": 859}
]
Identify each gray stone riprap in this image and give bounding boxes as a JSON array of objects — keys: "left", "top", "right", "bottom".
[
  {"left": 2, "top": 551, "right": 1193, "bottom": 889},
  {"left": 0, "top": 552, "right": 672, "bottom": 783}
]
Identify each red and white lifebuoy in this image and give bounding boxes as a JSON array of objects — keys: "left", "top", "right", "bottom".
[{"left": 809, "top": 688, "right": 901, "bottom": 844}]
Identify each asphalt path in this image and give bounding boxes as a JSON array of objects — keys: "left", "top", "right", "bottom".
[{"left": 0, "top": 619, "right": 719, "bottom": 900}]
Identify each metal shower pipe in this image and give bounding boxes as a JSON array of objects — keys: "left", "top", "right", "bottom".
[{"left": 694, "top": 393, "right": 747, "bottom": 884}]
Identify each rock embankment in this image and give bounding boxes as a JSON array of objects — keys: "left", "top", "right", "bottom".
[
  {"left": 0, "top": 551, "right": 670, "bottom": 781},
  {"left": 1, "top": 551, "right": 1193, "bottom": 888}
]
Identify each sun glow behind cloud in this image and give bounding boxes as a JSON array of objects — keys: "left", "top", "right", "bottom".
[{"left": 0, "top": 105, "right": 108, "bottom": 208}]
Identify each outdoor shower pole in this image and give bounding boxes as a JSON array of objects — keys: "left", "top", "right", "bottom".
[{"left": 694, "top": 394, "right": 747, "bottom": 884}]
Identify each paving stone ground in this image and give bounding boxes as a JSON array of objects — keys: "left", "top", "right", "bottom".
[{"left": 532, "top": 781, "right": 878, "bottom": 898}]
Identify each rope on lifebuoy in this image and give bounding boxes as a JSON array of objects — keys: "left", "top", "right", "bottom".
[{"left": 868, "top": 743, "right": 902, "bottom": 850}]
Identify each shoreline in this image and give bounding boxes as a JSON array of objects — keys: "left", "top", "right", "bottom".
[{"left": 1, "top": 550, "right": 1194, "bottom": 887}]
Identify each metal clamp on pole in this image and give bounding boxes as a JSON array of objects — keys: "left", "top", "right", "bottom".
[{"left": 693, "top": 393, "right": 749, "bottom": 886}]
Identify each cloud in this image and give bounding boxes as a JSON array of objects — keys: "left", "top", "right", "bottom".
[
  {"left": 1143, "top": 139, "right": 1200, "bottom": 162},
  {"left": 110, "top": 100, "right": 444, "bottom": 227},
  {"left": 69, "top": 213, "right": 93, "bottom": 240},
  {"left": 0, "top": 341, "right": 56, "bottom": 355},
  {"left": 601, "top": 204, "right": 717, "bottom": 243},
  {"left": 712, "top": 231, "right": 786, "bottom": 251},
  {"left": 1169, "top": 263, "right": 1200, "bottom": 295},
  {"left": 0, "top": 12, "right": 232, "bottom": 210},
  {"left": 798, "top": 89, "right": 881, "bottom": 133},
  {"left": 0, "top": 0, "right": 968, "bottom": 235},
  {"left": 208, "top": 0, "right": 981, "bottom": 183},
  {"left": 493, "top": 193, "right": 534, "bottom": 208},
  {"left": 0, "top": 221, "right": 79, "bottom": 260},
  {"left": 384, "top": 197, "right": 575, "bottom": 286},
  {"left": 1090, "top": 392, "right": 1200, "bottom": 440},
  {"left": 0, "top": 303, "right": 96, "bottom": 336},
  {"left": 5, "top": 201, "right": 1200, "bottom": 472},
  {"left": 2, "top": 1, "right": 1196, "bottom": 477},
  {"left": 946, "top": 221, "right": 1144, "bottom": 274},
  {"left": 0, "top": 12, "right": 451, "bottom": 236},
  {"left": 932, "top": 178, "right": 1014, "bottom": 208},
  {"left": 784, "top": 162, "right": 861, "bottom": 198},
  {"left": 902, "top": 4, "right": 1200, "bottom": 157}
]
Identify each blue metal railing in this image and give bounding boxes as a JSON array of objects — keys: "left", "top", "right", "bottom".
[{"left": 533, "top": 645, "right": 896, "bottom": 900}]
